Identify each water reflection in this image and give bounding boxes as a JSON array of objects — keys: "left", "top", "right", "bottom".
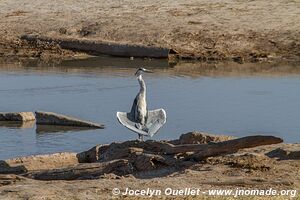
[
  {"left": 0, "top": 57, "right": 299, "bottom": 77},
  {"left": 36, "top": 125, "right": 97, "bottom": 134},
  {"left": 0, "top": 121, "right": 35, "bottom": 129}
]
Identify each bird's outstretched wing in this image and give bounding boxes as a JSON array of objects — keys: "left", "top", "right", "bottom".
[
  {"left": 116, "top": 111, "right": 149, "bottom": 136},
  {"left": 145, "top": 109, "right": 167, "bottom": 137},
  {"left": 116, "top": 108, "right": 166, "bottom": 137}
]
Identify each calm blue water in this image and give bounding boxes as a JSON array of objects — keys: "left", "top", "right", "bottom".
[{"left": 0, "top": 59, "right": 299, "bottom": 159}]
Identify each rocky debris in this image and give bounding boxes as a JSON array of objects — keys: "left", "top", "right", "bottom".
[
  {"left": 35, "top": 111, "right": 104, "bottom": 128},
  {"left": 170, "top": 131, "right": 234, "bottom": 145},
  {"left": 5, "top": 152, "right": 79, "bottom": 171},
  {"left": 0, "top": 112, "right": 35, "bottom": 122},
  {"left": 266, "top": 146, "right": 300, "bottom": 160},
  {"left": 207, "top": 153, "right": 274, "bottom": 171}
]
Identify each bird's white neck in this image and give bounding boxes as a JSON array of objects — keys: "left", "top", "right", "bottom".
[{"left": 137, "top": 74, "right": 146, "bottom": 94}]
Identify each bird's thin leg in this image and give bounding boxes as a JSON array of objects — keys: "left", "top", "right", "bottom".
[{"left": 138, "top": 134, "right": 144, "bottom": 142}]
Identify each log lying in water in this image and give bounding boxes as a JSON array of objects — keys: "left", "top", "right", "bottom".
[
  {"left": 0, "top": 112, "right": 35, "bottom": 122},
  {"left": 35, "top": 111, "right": 104, "bottom": 128},
  {"left": 21, "top": 34, "right": 175, "bottom": 58}
]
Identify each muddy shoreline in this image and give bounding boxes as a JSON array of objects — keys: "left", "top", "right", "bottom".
[
  {"left": 1, "top": 0, "right": 299, "bottom": 63},
  {"left": 1, "top": 29, "right": 299, "bottom": 64}
]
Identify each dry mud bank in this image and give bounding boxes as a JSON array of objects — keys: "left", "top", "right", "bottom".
[{"left": 0, "top": 0, "right": 299, "bottom": 62}]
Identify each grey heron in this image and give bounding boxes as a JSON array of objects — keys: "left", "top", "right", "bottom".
[{"left": 116, "top": 68, "right": 167, "bottom": 141}]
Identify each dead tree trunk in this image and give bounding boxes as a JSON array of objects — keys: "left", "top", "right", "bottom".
[
  {"left": 94, "top": 135, "right": 282, "bottom": 162},
  {"left": 5, "top": 134, "right": 282, "bottom": 181}
]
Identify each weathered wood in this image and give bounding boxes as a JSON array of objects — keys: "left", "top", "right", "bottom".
[
  {"left": 266, "top": 146, "right": 300, "bottom": 160},
  {"left": 190, "top": 135, "right": 283, "bottom": 160},
  {"left": 128, "top": 148, "right": 176, "bottom": 171},
  {"left": 24, "top": 159, "right": 133, "bottom": 180},
  {"left": 35, "top": 111, "right": 104, "bottom": 128},
  {"left": 143, "top": 135, "right": 282, "bottom": 155},
  {"left": 0, "top": 112, "right": 35, "bottom": 122},
  {"left": 5, "top": 133, "right": 283, "bottom": 181},
  {"left": 169, "top": 131, "right": 234, "bottom": 145},
  {"left": 98, "top": 140, "right": 174, "bottom": 162},
  {"left": 96, "top": 135, "right": 282, "bottom": 162},
  {"left": 0, "top": 161, "right": 27, "bottom": 174},
  {"left": 76, "top": 144, "right": 109, "bottom": 163},
  {"left": 21, "top": 34, "right": 174, "bottom": 58}
]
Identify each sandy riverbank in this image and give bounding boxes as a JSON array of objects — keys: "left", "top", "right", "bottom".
[
  {"left": 0, "top": 0, "right": 299, "bottom": 62},
  {"left": 0, "top": 132, "right": 299, "bottom": 199}
]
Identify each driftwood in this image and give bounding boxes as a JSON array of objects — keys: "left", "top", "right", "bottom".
[
  {"left": 21, "top": 34, "right": 175, "bottom": 58},
  {"left": 4, "top": 133, "right": 283, "bottom": 181},
  {"left": 266, "top": 145, "right": 300, "bottom": 160},
  {"left": 190, "top": 135, "right": 283, "bottom": 160},
  {"left": 0, "top": 112, "right": 35, "bottom": 122},
  {"left": 93, "top": 135, "right": 282, "bottom": 162},
  {"left": 35, "top": 111, "right": 104, "bottom": 128}
]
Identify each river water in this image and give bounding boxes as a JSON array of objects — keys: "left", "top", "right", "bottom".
[{"left": 0, "top": 57, "right": 299, "bottom": 159}]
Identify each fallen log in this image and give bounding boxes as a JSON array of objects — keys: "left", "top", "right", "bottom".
[
  {"left": 190, "top": 135, "right": 283, "bottom": 160},
  {"left": 24, "top": 159, "right": 133, "bottom": 180},
  {"left": 35, "top": 111, "right": 104, "bottom": 128},
  {"left": 21, "top": 34, "right": 175, "bottom": 58},
  {"left": 96, "top": 135, "right": 283, "bottom": 162},
  {"left": 169, "top": 131, "right": 234, "bottom": 145},
  {"left": 146, "top": 135, "right": 282, "bottom": 155},
  {"left": 4, "top": 133, "right": 283, "bottom": 181},
  {"left": 266, "top": 145, "right": 300, "bottom": 160},
  {"left": 0, "top": 112, "right": 35, "bottom": 122}
]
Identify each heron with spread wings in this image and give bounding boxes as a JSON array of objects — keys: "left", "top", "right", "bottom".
[{"left": 116, "top": 68, "right": 167, "bottom": 141}]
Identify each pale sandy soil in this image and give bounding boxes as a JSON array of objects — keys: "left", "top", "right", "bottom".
[
  {"left": 0, "top": 0, "right": 299, "bottom": 62},
  {"left": 0, "top": 143, "right": 299, "bottom": 200}
]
